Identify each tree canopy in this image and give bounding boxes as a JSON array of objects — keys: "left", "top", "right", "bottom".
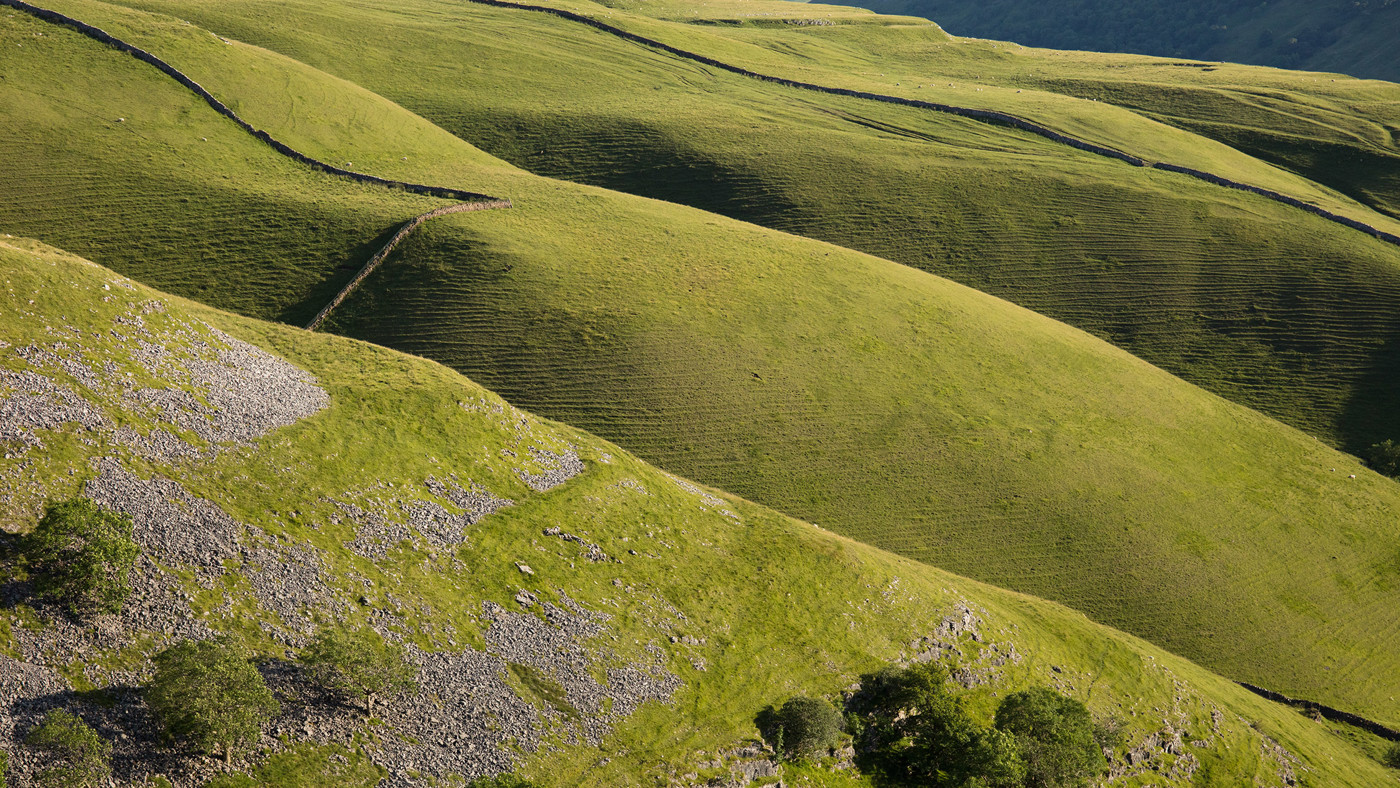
[
  {"left": 24, "top": 497, "right": 137, "bottom": 617},
  {"left": 146, "top": 637, "right": 280, "bottom": 763}
]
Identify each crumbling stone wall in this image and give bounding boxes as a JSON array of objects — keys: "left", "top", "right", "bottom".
[
  {"left": 305, "top": 201, "right": 510, "bottom": 330},
  {"left": 462, "top": 0, "right": 1400, "bottom": 250},
  {"left": 1239, "top": 682, "right": 1400, "bottom": 742},
  {"left": 1, "top": 0, "right": 509, "bottom": 205}
]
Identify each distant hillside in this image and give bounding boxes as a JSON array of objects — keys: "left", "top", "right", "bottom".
[{"left": 828, "top": 0, "right": 1400, "bottom": 81}]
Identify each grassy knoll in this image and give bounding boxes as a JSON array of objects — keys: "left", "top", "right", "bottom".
[
  {"left": 91, "top": 0, "right": 1400, "bottom": 456},
  {"left": 2, "top": 236, "right": 1396, "bottom": 785},
  {"left": 6, "top": 0, "right": 1400, "bottom": 733}
]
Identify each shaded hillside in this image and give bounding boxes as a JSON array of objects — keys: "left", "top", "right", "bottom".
[
  {"left": 827, "top": 0, "right": 1400, "bottom": 82},
  {"left": 95, "top": 0, "right": 1400, "bottom": 457},
  {"left": 5, "top": 238, "right": 1393, "bottom": 785},
  {"left": 5, "top": 0, "right": 1400, "bottom": 735}
]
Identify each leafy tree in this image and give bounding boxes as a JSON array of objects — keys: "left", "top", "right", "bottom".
[
  {"left": 146, "top": 637, "right": 280, "bottom": 763},
  {"left": 850, "top": 662, "right": 1023, "bottom": 787},
  {"left": 994, "top": 688, "right": 1107, "bottom": 788},
  {"left": 24, "top": 498, "right": 137, "bottom": 616},
  {"left": 299, "top": 624, "right": 417, "bottom": 717},
  {"left": 759, "top": 695, "right": 844, "bottom": 760},
  {"left": 1367, "top": 440, "right": 1400, "bottom": 478},
  {"left": 464, "top": 776, "right": 543, "bottom": 788},
  {"left": 24, "top": 709, "right": 111, "bottom": 788},
  {"left": 1384, "top": 742, "right": 1400, "bottom": 769}
]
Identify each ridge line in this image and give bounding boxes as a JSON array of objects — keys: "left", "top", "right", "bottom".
[
  {"left": 2, "top": 0, "right": 512, "bottom": 206},
  {"left": 459, "top": 0, "right": 1400, "bottom": 249}
]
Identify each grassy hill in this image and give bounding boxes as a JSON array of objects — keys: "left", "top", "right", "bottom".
[
  {"left": 4, "top": 0, "right": 1400, "bottom": 740},
  {"left": 91, "top": 0, "right": 1400, "bottom": 459},
  {"left": 1, "top": 236, "right": 1396, "bottom": 786},
  {"left": 825, "top": 0, "right": 1400, "bottom": 83}
]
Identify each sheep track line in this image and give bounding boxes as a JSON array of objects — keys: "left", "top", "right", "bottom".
[
  {"left": 460, "top": 0, "right": 1400, "bottom": 251},
  {"left": 3, "top": 0, "right": 514, "bottom": 329}
]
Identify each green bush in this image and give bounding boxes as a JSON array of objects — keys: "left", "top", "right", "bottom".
[
  {"left": 0, "top": 748, "right": 8, "bottom": 788},
  {"left": 146, "top": 637, "right": 280, "bottom": 763},
  {"left": 464, "top": 776, "right": 543, "bottom": 788},
  {"left": 850, "top": 662, "right": 1023, "bottom": 787},
  {"left": 1384, "top": 742, "right": 1400, "bottom": 769},
  {"left": 24, "top": 498, "right": 137, "bottom": 617},
  {"left": 25, "top": 709, "right": 111, "bottom": 788},
  {"left": 299, "top": 624, "right": 417, "bottom": 717},
  {"left": 762, "top": 695, "right": 844, "bottom": 760},
  {"left": 994, "top": 688, "right": 1107, "bottom": 788},
  {"left": 1368, "top": 440, "right": 1400, "bottom": 478}
]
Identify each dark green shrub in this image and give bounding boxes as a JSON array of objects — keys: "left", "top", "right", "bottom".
[
  {"left": 994, "top": 688, "right": 1107, "bottom": 788},
  {"left": 762, "top": 695, "right": 844, "bottom": 760},
  {"left": 146, "top": 637, "right": 280, "bottom": 763},
  {"left": 299, "top": 624, "right": 416, "bottom": 716},
  {"left": 1384, "top": 742, "right": 1400, "bottom": 769},
  {"left": 850, "top": 662, "right": 1024, "bottom": 787},
  {"left": 464, "top": 776, "right": 543, "bottom": 788},
  {"left": 0, "top": 748, "right": 8, "bottom": 788},
  {"left": 24, "top": 498, "right": 137, "bottom": 617},
  {"left": 25, "top": 709, "right": 111, "bottom": 788},
  {"left": 1368, "top": 440, "right": 1400, "bottom": 478}
]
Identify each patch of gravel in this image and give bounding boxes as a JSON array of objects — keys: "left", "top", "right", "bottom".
[
  {"left": 377, "top": 648, "right": 540, "bottom": 783},
  {"left": 111, "top": 426, "right": 204, "bottom": 462},
  {"left": 0, "top": 656, "right": 71, "bottom": 772},
  {"left": 483, "top": 597, "right": 680, "bottom": 744},
  {"left": 1259, "top": 735, "right": 1301, "bottom": 786},
  {"left": 126, "top": 324, "right": 328, "bottom": 449},
  {"left": 516, "top": 447, "right": 584, "bottom": 492},
  {"left": 0, "top": 367, "right": 104, "bottom": 456},
  {"left": 336, "top": 500, "right": 414, "bottom": 560},
  {"left": 84, "top": 460, "right": 241, "bottom": 577},
  {"left": 339, "top": 478, "right": 513, "bottom": 559}
]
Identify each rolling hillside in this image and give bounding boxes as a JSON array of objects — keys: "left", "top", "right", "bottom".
[
  {"left": 826, "top": 0, "right": 1400, "bottom": 82},
  {"left": 3, "top": 0, "right": 1400, "bottom": 744},
  {"left": 1, "top": 236, "right": 1395, "bottom": 786},
  {"left": 93, "top": 0, "right": 1400, "bottom": 459}
]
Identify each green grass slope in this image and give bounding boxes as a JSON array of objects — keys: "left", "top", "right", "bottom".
[
  {"left": 2, "top": 236, "right": 1396, "bottom": 786},
  {"left": 5, "top": 0, "right": 1400, "bottom": 732},
  {"left": 0, "top": 5, "right": 467, "bottom": 324},
  {"left": 93, "top": 0, "right": 1400, "bottom": 456}
]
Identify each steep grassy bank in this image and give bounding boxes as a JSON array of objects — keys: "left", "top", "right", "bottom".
[{"left": 1, "top": 237, "right": 1395, "bottom": 786}]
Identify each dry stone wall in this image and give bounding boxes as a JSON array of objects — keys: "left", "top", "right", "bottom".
[
  {"left": 304, "top": 200, "right": 510, "bottom": 330},
  {"left": 1238, "top": 682, "right": 1400, "bottom": 742},
  {"left": 462, "top": 0, "right": 1400, "bottom": 250},
  {"left": 2, "top": 0, "right": 510, "bottom": 205}
]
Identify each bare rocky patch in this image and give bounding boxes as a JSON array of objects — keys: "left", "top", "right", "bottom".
[{"left": 516, "top": 447, "right": 584, "bottom": 492}]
